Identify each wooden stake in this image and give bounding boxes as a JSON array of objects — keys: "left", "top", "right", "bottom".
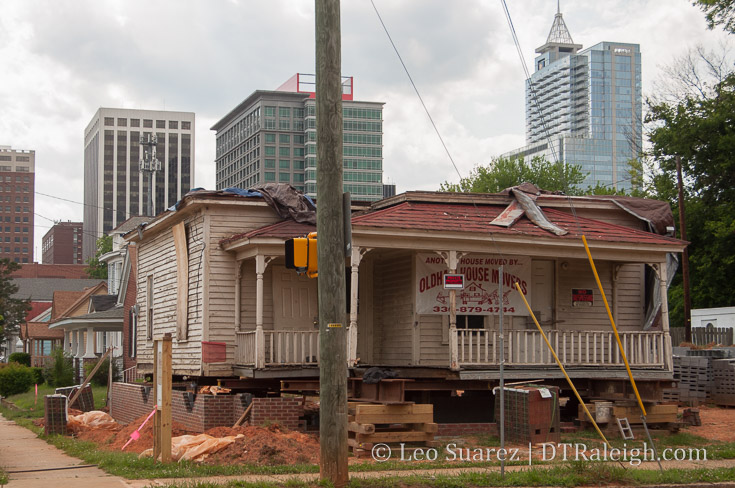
[
  {"left": 316, "top": 0, "right": 348, "bottom": 485},
  {"left": 232, "top": 402, "right": 253, "bottom": 428},
  {"left": 68, "top": 346, "right": 113, "bottom": 408},
  {"left": 153, "top": 334, "right": 172, "bottom": 463}
]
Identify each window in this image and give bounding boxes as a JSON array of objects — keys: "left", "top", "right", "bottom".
[
  {"left": 143, "top": 119, "right": 153, "bottom": 128},
  {"left": 129, "top": 308, "right": 137, "bottom": 358},
  {"left": 457, "top": 315, "right": 485, "bottom": 329},
  {"left": 265, "top": 133, "right": 276, "bottom": 143},
  {"left": 279, "top": 147, "right": 290, "bottom": 157},
  {"left": 279, "top": 134, "right": 290, "bottom": 144},
  {"left": 156, "top": 120, "right": 165, "bottom": 129},
  {"left": 264, "top": 171, "right": 276, "bottom": 182},
  {"left": 104, "top": 117, "right": 114, "bottom": 126},
  {"left": 279, "top": 107, "right": 291, "bottom": 118},
  {"left": 279, "top": 173, "right": 291, "bottom": 182},
  {"left": 117, "top": 118, "right": 127, "bottom": 127},
  {"left": 169, "top": 120, "right": 178, "bottom": 129},
  {"left": 279, "top": 119, "right": 290, "bottom": 130},
  {"left": 182, "top": 121, "right": 191, "bottom": 130},
  {"left": 264, "top": 159, "right": 276, "bottom": 169},
  {"left": 146, "top": 276, "right": 154, "bottom": 340},
  {"left": 265, "top": 146, "right": 276, "bottom": 156},
  {"left": 279, "top": 159, "right": 290, "bottom": 169},
  {"left": 131, "top": 119, "right": 140, "bottom": 127},
  {"left": 264, "top": 106, "right": 276, "bottom": 117}
]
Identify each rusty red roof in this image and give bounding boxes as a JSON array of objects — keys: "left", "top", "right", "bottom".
[
  {"left": 351, "top": 202, "right": 684, "bottom": 246},
  {"left": 221, "top": 201, "right": 685, "bottom": 248}
]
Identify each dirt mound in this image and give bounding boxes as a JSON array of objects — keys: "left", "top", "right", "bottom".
[
  {"left": 684, "top": 405, "right": 735, "bottom": 442},
  {"left": 204, "top": 423, "right": 319, "bottom": 465}
]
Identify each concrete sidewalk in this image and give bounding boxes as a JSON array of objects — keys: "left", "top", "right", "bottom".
[{"left": 0, "top": 414, "right": 128, "bottom": 488}]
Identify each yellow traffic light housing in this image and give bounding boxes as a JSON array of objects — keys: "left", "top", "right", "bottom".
[{"left": 285, "top": 232, "right": 318, "bottom": 278}]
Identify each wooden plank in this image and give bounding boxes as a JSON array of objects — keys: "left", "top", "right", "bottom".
[
  {"left": 233, "top": 402, "right": 253, "bottom": 428},
  {"left": 353, "top": 431, "right": 434, "bottom": 443},
  {"left": 173, "top": 221, "right": 189, "bottom": 341},
  {"left": 353, "top": 403, "right": 434, "bottom": 425}
]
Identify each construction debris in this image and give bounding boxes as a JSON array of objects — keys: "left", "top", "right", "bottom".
[{"left": 198, "top": 385, "right": 231, "bottom": 396}]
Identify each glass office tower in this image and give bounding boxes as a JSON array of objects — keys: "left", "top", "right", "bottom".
[{"left": 503, "top": 9, "right": 642, "bottom": 191}]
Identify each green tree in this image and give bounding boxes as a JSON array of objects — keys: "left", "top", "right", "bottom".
[
  {"left": 647, "top": 71, "right": 735, "bottom": 327},
  {"left": 85, "top": 234, "right": 112, "bottom": 279},
  {"left": 0, "top": 259, "right": 32, "bottom": 345},
  {"left": 440, "top": 156, "right": 587, "bottom": 194},
  {"left": 694, "top": 0, "right": 735, "bottom": 33}
]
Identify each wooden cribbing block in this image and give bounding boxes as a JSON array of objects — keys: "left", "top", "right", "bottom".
[
  {"left": 348, "top": 421, "right": 375, "bottom": 434},
  {"left": 352, "top": 430, "right": 435, "bottom": 444},
  {"left": 353, "top": 403, "right": 433, "bottom": 424}
]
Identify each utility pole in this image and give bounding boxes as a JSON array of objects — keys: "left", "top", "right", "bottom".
[
  {"left": 315, "top": 0, "right": 348, "bottom": 486},
  {"left": 676, "top": 156, "right": 692, "bottom": 342},
  {"left": 139, "top": 133, "right": 161, "bottom": 217}
]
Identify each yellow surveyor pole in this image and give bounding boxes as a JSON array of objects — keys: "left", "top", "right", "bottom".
[
  {"left": 581, "top": 235, "right": 647, "bottom": 417},
  {"left": 514, "top": 282, "right": 611, "bottom": 448}
]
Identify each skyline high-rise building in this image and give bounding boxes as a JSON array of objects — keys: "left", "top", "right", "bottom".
[
  {"left": 41, "top": 221, "right": 83, "bottom": 264},
  {"left": 502, "top": 8, "right": 642, "bottom": 191},
  {"left": 83, "top": 108, "right": 195, "bottom": 259},
  {"left": 0, "top": 146, "right": 35, "bottom": 264},
  {"left": 212, "top": 74, "right": 385, "bottom": 202}
]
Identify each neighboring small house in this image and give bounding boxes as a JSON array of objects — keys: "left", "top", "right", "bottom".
[
  {"left": 6, "top": 273, "right": 104, "bottom": 361},
  {"left": 48, "top": 282, "right": 115, "bottom": 377},
  {"left": 125, "top": 186, "right": 686, "bottom": 416},
  {"left": 18, "top": 304, "right": 56, "bottom": 367}
]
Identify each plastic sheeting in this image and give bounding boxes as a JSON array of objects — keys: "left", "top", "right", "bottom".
[
  {"left": 139, "top": 433, "right": 244, "bottom": 462},
  {"left": 67, "top": 411, "right": 119, "bottom": 431}
]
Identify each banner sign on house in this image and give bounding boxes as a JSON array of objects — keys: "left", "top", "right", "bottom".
[{"left": 416, "top": 254, "right": 531, "bottom": 315}]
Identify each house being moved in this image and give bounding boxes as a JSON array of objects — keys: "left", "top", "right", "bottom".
[{"left": 125, "top": 185, "right": 685, "bottom": 422}]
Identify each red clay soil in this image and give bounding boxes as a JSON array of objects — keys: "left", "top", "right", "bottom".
[
  {"left": 684, "top": 405, "right": 735, "bottom": 442},
  {"left": 64, "top": 413, "right": 320, "bottom": 464},
  {"left": 204, "top": 423, "right": 320, "bottom": 465}
]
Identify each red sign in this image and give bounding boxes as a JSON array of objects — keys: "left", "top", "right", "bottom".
[
  {"left": 443, "top": 274, "right": 465, "bottom": 290},
  {"left": 572, "top": 288, "right": 594, "bottom": 306}
]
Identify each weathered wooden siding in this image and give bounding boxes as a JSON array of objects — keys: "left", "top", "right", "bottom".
[
  {"left": 556, "top": 258, "right": 618, "bottom": 331},
  {"left": 372, "top": 252, "right": 414, "bottom": 365},
  {"left": 137, "top": 213, "right": 204, "bottom": 375},
  {"left": 204, "top": 205, "right": 282, "bottom": 375}
]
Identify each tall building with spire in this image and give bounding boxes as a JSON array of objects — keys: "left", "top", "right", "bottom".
[{"left": 503, "top": 6, "right": 641, "bottom": 191}]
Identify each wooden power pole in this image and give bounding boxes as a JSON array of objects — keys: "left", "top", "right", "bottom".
[
  {"left": 676, "top": 156, "right": 692, "bottom": 343},
  {"left": 315, "top": 0, "right": 349, "bottom": 485}
]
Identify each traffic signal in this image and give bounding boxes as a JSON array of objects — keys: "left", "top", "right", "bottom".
[{"left": 285, "top": 232, "right": 318, "bottom": 278}]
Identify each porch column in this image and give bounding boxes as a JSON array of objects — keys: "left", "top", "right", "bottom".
[
  {"left": 348, "top": 247, "right": 363, "bottom": 367},
  {"left": 235, "top": 261, "right": 243, "bottom": 331},
  {"left": 74, "top": 330, "right": 84, "bottom": 358},
  {"left": 448, "top": 250, "right": 459, "bottom": 371},
  {"left": 658, "top": 261, "right": 673, "bottom": 371},
  {"left": 83, "top": 327, "right": 97, "bottom": 359},
  {"left": 254, "top": 255, "right": 266, "bottom": 369},
  {"left": 67, "top": 331, "right": 74, "bottom": 355}
]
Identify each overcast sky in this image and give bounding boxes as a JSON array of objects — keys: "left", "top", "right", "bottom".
[{"left": 0, "top": 0, "right": 730, "bottom": 259}]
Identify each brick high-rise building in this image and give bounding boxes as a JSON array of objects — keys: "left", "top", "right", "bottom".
[
  {"left": 0, "top": 146, "right": 35, "bottom": 263},
  {"left": 41, "top": 222, "right": 83, "bottom": 264}
]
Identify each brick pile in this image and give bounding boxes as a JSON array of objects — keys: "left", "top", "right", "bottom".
[
  {"left": 44, "top": 395, "right": 67, "bottom": 435},
  {"left": 713, "top": 358, "right": 735, "bottom": 406}
]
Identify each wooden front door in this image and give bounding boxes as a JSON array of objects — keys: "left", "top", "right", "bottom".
[{"left": 272, "top": 266, "right": 318, "bottom": 330}]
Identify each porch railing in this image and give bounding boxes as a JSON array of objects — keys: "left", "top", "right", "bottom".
[
  {"left": 236, "top": 329, "right": 324, "bottom": 368},
  {"left": 455, "top": 329, "right": 668, "bottom": 368},
  {"left": 122, "top": 365, "right": 145, "bottom": 383}
]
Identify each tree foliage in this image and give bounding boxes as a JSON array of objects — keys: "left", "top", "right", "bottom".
[
  {"left": 440, "top": 156, "right": 587, "bottom": 194},
  {"left": 647, "top": 70, "right": 735, "bottom": 325},
  {"left": 85, "top": 234, "right": 112, "bottom": 279},
  {"left": 695, "top": 0, "right": 735, "bottom": 33},
  {"left": 0, "top": 259, "right": 32, "bottom": 345}
]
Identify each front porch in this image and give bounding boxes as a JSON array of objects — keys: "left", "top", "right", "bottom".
[{"left": 234, "top": 327, "right": 671, "bottom": 372}]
